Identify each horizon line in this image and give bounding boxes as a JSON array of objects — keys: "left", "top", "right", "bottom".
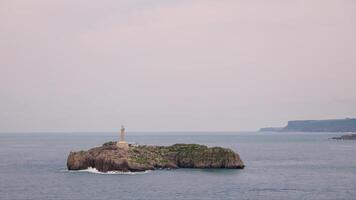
[{"left": 0, "top": 130, "right": 257, "bottom": 134}]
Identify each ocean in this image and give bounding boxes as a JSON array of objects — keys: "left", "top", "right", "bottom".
[{"left": 0, "top": 132, "right": 355, "bottom": 200}]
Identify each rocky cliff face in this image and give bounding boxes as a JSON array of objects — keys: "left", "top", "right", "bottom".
[
  {"left": 284, "top": 118, "right": 356, "bottom": 132},
  {"left": 260, "top": 118, "right": 356, "bottom": 132},
  {"left": 67, "top": 143, "right": 245, "bottom": 172}
]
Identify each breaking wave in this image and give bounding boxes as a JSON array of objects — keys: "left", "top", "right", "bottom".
[{"left": 68, "top": 167, "right": 152, "bottom": 175}]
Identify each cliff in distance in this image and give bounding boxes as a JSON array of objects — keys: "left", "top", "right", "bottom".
[
  {"left": 260, "top": 118, "right": 356, "bottom": 132},
  {"left": 67, "top": 142, "right": 245, "bottom": 172}
]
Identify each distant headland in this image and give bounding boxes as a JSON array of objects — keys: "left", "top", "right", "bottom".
[
  {"left": 260, "top": 118, "right": 356, "bottom": 132},
  {"left": 67, "top": 126, "right": 244, "bottom": 172}
]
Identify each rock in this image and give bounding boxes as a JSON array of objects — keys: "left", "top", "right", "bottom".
[
  {"left": 67, "top": 143, "right": 245, "bottom": 172},
  {"left": 331, "top": 134, "right": 356, "bottom": 140},
  {"left": 260, "top": 118, "right": 356, "bottom": 132}
]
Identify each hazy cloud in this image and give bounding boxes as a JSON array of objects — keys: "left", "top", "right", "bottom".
[{"left": 1, "top": 0, "right": 355, "bottom": 132}]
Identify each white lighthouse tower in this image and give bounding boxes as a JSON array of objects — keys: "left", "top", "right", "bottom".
[{"left": 117, "top": 125, "right": 129, "bottom": 149}]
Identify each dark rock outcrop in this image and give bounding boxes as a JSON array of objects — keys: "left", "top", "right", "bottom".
[
  {"left": 67, "top": 143, "right": 245, "bottom": 172},
  {"left": 331, "top": 134, "right": 356, "bottom": 140}
]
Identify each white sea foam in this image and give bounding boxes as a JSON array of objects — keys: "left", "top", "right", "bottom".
[{"left": 68, "top": 167, "right": 152, "bottom": 175}]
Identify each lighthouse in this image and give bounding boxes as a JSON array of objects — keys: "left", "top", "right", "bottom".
[{"left": 117, "top": 125, "right": 129, "bottom": 149}]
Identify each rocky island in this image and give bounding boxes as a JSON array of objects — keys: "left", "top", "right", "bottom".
[
  {"left": 67, "top": 142, "right": 245, "bottom": 172},
  {"left": 331, "top": 134, "right": 356, "bottom": 140}
]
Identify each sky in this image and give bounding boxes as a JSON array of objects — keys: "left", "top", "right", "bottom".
[{"left": 0, "top": 0, "right": 355, "bottom": 132}]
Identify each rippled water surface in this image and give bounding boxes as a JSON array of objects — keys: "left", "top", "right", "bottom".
[{"left": 0, "top": 132, "right": 356, "bottom": 200}]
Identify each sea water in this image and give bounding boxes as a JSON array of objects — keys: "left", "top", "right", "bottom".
[{"left": 0, "top": 132, "right": 356, "bottom": 200}]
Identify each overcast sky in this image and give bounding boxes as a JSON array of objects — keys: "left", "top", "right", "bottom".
[{"left": 0, "top": 0, "right": 355, "bottom": 132}]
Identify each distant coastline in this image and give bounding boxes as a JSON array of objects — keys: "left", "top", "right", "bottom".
[{"left": 260, "top": 118, "right": 356, "bottom": 132}]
